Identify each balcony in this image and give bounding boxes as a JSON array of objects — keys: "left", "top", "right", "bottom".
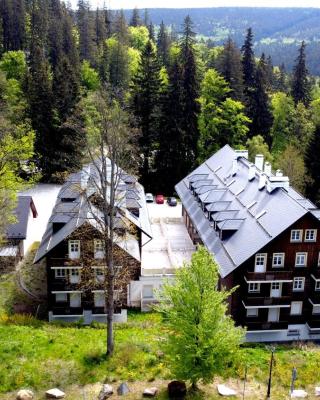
[
  {"left": 309, "top": 293, "right": 320, "bottom": 305},
  {"left": 245, "top": 321, "right": 288, "bottom": 331},
  {"left": 51, "top": 306, "right": 83, "bottom": 315},
  {"left": 244, "top": 296, "right": 291, "bottom": 307},
  {"left": 245, "top": 271, "right": 292, "bottom": 282}
]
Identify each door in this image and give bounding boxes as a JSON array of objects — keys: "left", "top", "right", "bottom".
[
  {"left": 270, "top": 282, "right": 282, "bottom": 298},
  {"left": 70, "top": 293, "right": 81, "bottom": 308},
  {"left": 254, "top": 254, "right": 266, "bottom": 273},
  {"left": 268, "top": 308, "right": 280, "bottom": 322}
]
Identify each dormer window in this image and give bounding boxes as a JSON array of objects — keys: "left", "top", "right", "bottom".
[
  {"left": 94, "top": 239, "right": 105, "bottom": 259},
  {"left": 291, "top": 230, "right": 302, "bottom": 243},
  {"left": 68, "top": 240, "right": 80, "bottom": 259},
  {"left": 305, "top": 229, "right": 317, "bottom": 242}
]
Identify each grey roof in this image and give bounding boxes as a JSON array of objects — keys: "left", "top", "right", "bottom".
[
  {"left": 175, "top": 144, "right": 318, "bottom": 278},
  {"left": 34, "top": 159, "right": 152, "bottom": 263},
  {"left": 7, "top": 196, "right": 37, "bottom": 239}
]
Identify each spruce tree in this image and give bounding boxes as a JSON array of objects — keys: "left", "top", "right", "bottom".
[
  {"left": 77, "top": 0, "right": 97, "bottom": 64},
  {"left": 95, "top": 8, "right": 107, "bottom": 48},
  {"left": 305, "top": 125, "right": 320, "bottom": 205},
  {"left": 1, "top": 0, "right": 26, "bottom": 51},
  {"left": 113, "top": 10, "right": 128, "bottom": 44},
  {"left": 241, "top": 28, "right": 256, "bottom": 90},
  {"left": 216, "top": 37, "right": 244, "bottom": 101},
  {"left": 130, "top": 7, "right": 141, "bottom": 27},
  {"left": 291, "top": 41, "right": 311, "bottom": 106},
  {"left": 157, "top": 21, "right": 170, "bottom": 67},
  {"left": 131, "top": 40, "right": 161, "bottom": 188}
]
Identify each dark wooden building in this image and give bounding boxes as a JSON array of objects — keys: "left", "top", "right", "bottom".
[
  {"left": 176, "top": 145, "right": 320, "bottom": 342},
  {"left": 34, "top": 160, "right": 152, "bottom": 323}
]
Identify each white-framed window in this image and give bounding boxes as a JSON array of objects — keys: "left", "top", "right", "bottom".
[
  {"left": 318, "top": 252, "right": 320, "bottom": 267},
  {"left": 55, "top": 292, "right": 67, "bottom": 303},
  {"left": 312, "top": 305, "right": 320, "bottom": 314},
  {"left": 95, "top": 268, "right": 105, "bottom": 283},
  {"left": 94, "top": 292, "right": 105, "bottom": 307},
  {"left": 69, "top": 268, "right": 80, "bottom": 284},
  {"left": 315, "top": 281, "right": 320, "bottom": 291},
  {"left": 272, "top": 253, "right": 285, "bottom": 268},
  {"left": 55, "top": 268, "right": 67, "bottom": 279},
  {"left": 270, "top": 282, "right": 282, "bottom": 298},
  {"left": 68, "top": 240, "right": 80, "bottom": 259},
  {"left": 246, "top": 308, "right": 258, "bottom": 317},
  {"left": 305, "top": 229, "right": 317, "bottom": 242},
  {"left": 295, "top": 252, "right": 307, "bottom": 267},
  {"left": 290, "top": 301, "right": 303, "bottom": 315},
  {"left": 142, "top": 285, "right": 154, "bottom": 299},
  {"left": 70, "top": 292, "right": 81, "bottom": 307},
  {"left": 293, "top": 277, "right": 305, "bottom": 292},
  {"left": 291, "top": 230, "right": 303, "bottom": 242},
  {"left": 254, "top": 253, "right": 267, "bottom": 272},
  {"left": 94, "top": 239, "right": 105, "bottom": 259},
  {"left": 248, "top": 282, "right": 260, "bottom": 293}
]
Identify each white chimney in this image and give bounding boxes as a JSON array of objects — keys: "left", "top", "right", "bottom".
[
  {"left": 255, "top": 154, "right": 264, "bottom": 171},
  {"left": 232, "top": 158, "right": 238, "bottom": 176},
  {"left": 248, "top": 163, "right": 256, "bottom": 181},
  {"left": 258, "top": 173, "right": 267, "bottom": 190},
  {"left": 235, "top": 149, "right": 249, "bottom": 159},
  {"left": 267, "top": 176, "right": 290, "bottom": 193},
  {"left": 276, "top": 169, "right": 283, "bottom": 177},
  {"left": 264, "top": 162, "right": 272, "bottom": 176}
]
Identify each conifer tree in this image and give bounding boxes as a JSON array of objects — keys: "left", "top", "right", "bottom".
[
  {"left": 130, "top": 7, "right": 141, "bottom": 27},
  {"left": 131, "top": 40, "right": 161, "bottom": 188},
  {"left": 77, "top": 0, "right": 97, "bottom": 64},
  {"left": 216, "top": 37, "right": 244, "bottom": 101},
  {"left": 157, "top": 21, "right": 170, "bottom": 67},
  {"left": 291, "top": 41, "right": 311, "bottom": 106},
  {"left": 305, "top": 125, "right": 320, "bottom": 205},
  {"left": 113, "top": 10, "right": 128, "bottom": 44},
  {"left": 95, "top": 8, "right": 107, "bottom": 48},
  {"left": 1, "top": 0, "right": 26, "bottom": 51}
]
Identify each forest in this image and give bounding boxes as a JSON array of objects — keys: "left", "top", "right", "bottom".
[{"left": 1, "top": 0, "right": 320, "bottom": 220}]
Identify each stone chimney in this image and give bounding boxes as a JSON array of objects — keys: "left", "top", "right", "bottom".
[
  {"left": 235, "top": 149, "right": 249, "bottom": 159},
  {"left": 255, "top": 154, "right": 264, "bottom": 171},
  {"left": 276, "top": 169, "right": 283, "bottom": 177},
  {"left": 248, "top": 163, "right": 256, "bottom": 181},
  {"left": 267, "top": 176, "right": 290, "bottom": 193},
  {"left": 264, "top": 161, "right": 272, "bottom": 176},
  {"left": 232, "top": 158, "right": 238, "bottom": 176},
  {"left": 258, "top": 173, "right": 267, "bottom": 190}
]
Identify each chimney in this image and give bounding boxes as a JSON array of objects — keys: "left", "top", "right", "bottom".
[
  {"left": 248, "top": 163, "right": 255, "bottom": 181},
  {"left": 235, "top": 149, "right": 249, "bottom": 159},
  {"left": 258, "top": 173, "right": 267, "bottom": 190},
  {"left": 255, "top": 154, "right": 264, "bottom": 171},
  {"left": 232, "top": 158, "right": 238, "bottom": 176},
  {"left": 267, "top": 176, "right": 290, "bottom": 193},
  {"left": 276, "top": 169, "right": 283, "bottom": 177},
  {"left": 264, "top": 162, "right": 272, "bottom": 177}
]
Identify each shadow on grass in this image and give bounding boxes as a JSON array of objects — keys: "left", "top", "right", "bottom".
[{"left": 83, "top": 350, "right": 108, "bottom": 367}]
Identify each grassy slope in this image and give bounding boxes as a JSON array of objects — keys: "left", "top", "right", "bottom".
[{"left": 0, "top": 312, "right": 320, "bottom": 398}]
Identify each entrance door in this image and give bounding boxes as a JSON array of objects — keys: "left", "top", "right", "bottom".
[
  {"left": 270, "top": 282, "right": 282, "bottom": 298},
  {"left": 254, "top": 254, "right": 266, "bottom": 273},
  {"left": 268, "top": 308, "right": 280, "bottom": 322}
]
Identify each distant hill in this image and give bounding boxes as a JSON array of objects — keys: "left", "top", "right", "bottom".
[{"left": 122, "top": 8, "right": 320, "bottom": 75}]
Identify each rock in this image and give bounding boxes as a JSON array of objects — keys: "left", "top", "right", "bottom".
[
  {"left": 168, "top": 381, "right": 187, "bottom": 399},
  {"left": 117, "top": 382, "right": 130, "bottom": 396},
  {"left": 291, "top": 389, "right": 308, "bottom": 398},
  {"left": 217, "top": 384, "right": 237, "bottom": 396},
  {"left": 16, "top": 389, "right": 34, "bottom": 400},
  {"left": 45, "top": 388, "right": 65, "bottom": 399},
  {"left": 315, "top": 387, "right": 320, "bottom": 397},
  {"left": 143, "top": 387, "right": 158, "bottom": 397},
  {"left": 98, "top": 384, "right": 113, "bottom": 400}
]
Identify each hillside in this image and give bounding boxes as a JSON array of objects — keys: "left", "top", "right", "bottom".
[{"left": 123, "top": 7, "right": 320, "bottom": 74}]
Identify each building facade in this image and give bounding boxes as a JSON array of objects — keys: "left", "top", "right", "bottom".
[
  {"left": 34, "top": 159, "right": 152, "bottom": 323},
  {"left": 176, "top": 145, "right": 320, "bottom": 342}
]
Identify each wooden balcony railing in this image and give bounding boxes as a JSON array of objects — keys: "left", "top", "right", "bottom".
[
  {"left": 245, "top": 321, "right": 288, "bottom": 331},
  {"left": 245, "top": 271, "right": 293, "bottom": 281},
  {"left": 244, "top": 296, "right": 291, "bottom": 307}
]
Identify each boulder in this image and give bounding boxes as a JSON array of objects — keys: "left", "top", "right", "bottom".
[
  {"left": 217, "top": 384, "right": 237, "bottom": 396},
  {"left": 168, "top": 381, "right": 187, "bottom": 399},
  {"left": 98, "top": 384, "right": 113, "bottom": 400},
  {"left": 16, "top": 389, "right": 34, "bottom": 400},
  {"left": 45, "top": 388, "right": 65, "bottom": 399},
  {"left": 143, "top": 387, "right": 158, "bottom": 397},
  {"left": 291, "top": 389, "right": 308, "bottom": 398},
  {"left": 315, "top": 387, "right": 320, "bottom": 397},
  {"left": 117, "top": 382, "right": 130, "bottom": 396}
]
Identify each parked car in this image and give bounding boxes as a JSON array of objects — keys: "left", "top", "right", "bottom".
[
  {"left": 155, "top": 194, "right": 164, "bottom": 204},
  {"left": 145, "top": 193, "right": 154, "bottom": 203},
  {"left": 167, "top": 197, "right": 177, "bottom": 207}
]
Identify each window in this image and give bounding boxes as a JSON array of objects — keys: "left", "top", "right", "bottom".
[
  {"left": 142, "top": 285, "right": 153, "bottom": 299},
  {"left": 69, "top": 268, "right": 80, "bottom": 284},
  {"left": 68, "top": 240, "right": 80, "bottom": 259},
  {"left": 95, "top": 268, "right": 105, "bottom": 283},
  {"left": 254, "top": 253, "right": 267, "bottom": 272},
  {"left": 272, "top": 253, "right": 285, "bottom": 267},
  {"left": 313, "top": 305, "right": 320, "bottom": 315},
  {"left": 318, "top": 252, "right": 320, "bottom": 267},
  {"left": 295, "top": 252, "right": 307, "bottom": 267},
  {"left": 248, "top": 282, "right": 260, "bottom": 293},
  {"left": 94, "top": 240, "right": 105, "bottom": 259},
  {"left": 291, "top": 230, "right": 302, "bottom": 242},
  {"left": 55, "top": 268, "right": 67, "bottom": 279},
  {"left": 271, "top": 282, "right": 280, "bottom": 290},
  {"left": 293, "top": 277, "right": 305, "bottom": 292},
  {"left": 270, "top": 282, "right": 282, "bottom": 298},
  {"left": 315, "top": 281, "right": 320, "bottom": 291},
  {"left": 246, "top": 308, "right": 258, "bottom": 317},
  {"left": 305, "top": 229, "right": 317, "bottom": 242},
  {"left": 70, "top": 293, "right": 81, "bottom": 308},
  {"left": 55, "top": 292, "right": 67, "bottom": 303},
  {"left": 290, "top": 301, "right": 303, "bottom": 315},
  {"left": 94, "top": 292, "right": 105, "bottom": 308}
]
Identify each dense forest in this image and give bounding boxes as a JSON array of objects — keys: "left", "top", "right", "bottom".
[{"left": 1, "top": 0, "right": 320, "bottom": 217}]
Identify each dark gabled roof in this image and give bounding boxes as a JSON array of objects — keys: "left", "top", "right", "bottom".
[
  {"left": 6, "top": 196, "right": 37, "bottom": 240},
  {"left": 34, "top": 159, "right": 152, "bottom": 264},
  {"left": 175, "top": 145, "right": 317, "bottom": 278}
]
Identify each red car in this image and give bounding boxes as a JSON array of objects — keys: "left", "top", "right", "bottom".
[{"left": 155, "top": 194, "right": 164, "bottom": 204}]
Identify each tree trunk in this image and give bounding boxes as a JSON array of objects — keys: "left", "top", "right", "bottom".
[{"left": 106, "top": 261, "right": 114, "bottom": 355}]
